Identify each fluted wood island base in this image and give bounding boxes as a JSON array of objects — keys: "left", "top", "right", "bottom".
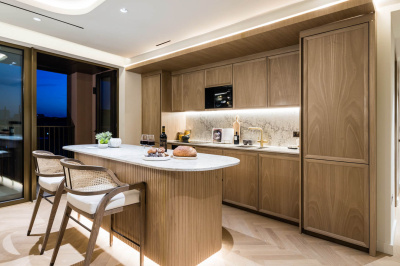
[{"left": 63, "top": 145, "right": 239, "bottom": 266}]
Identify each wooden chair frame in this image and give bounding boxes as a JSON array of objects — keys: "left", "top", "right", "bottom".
[
  {"left": 28, "top": 150, "right": 66, "bottom": 255},
  {"left": 50, "top": 158, "right": 146, "bottom": 266}
]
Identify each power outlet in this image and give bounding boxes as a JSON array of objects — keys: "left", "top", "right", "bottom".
[{"left": 293, "top": 131, "right": 300, "bottom": 138}]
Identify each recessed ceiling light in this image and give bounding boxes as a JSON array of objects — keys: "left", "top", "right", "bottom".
[
  {"left": 33, "top": 17, "right": 41, "bottom": 21},
  {"left": 120, "top": 8, "right": 128, "bottom": 13},
  {"left": 0, "top": 53, "right": 7, "bottom": 61}
]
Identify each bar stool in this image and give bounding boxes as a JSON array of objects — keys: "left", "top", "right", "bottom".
[
  {"left": 50, "top": 158, "right": 146, "bottom": 266},
  {"left": 28, "top": 150, "right": 66, "bottom": 255}
]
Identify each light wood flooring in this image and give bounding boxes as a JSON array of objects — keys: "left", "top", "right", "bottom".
[{"left": 0, "top": 195, "right": 399, "bottom": 266}]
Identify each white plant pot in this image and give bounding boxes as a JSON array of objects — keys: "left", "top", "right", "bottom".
[{"left": 98, "top": 143, "right": 108, "bottom": 149}]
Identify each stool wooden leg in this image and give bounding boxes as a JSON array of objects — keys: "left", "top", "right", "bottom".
[
  {"left": 140, "top": 190, "right": 146, "bottom": 266},
  {"left": 27, "top": 187, "right": 44, "bottom": 236},
  {"left": 110, "top": 214, "right": 114, "bottom": 247},
  {"left": 41, "top": 184, "right": 64, "bottom": 254},
  {"left": 50, "top": 205, "right": 71, "bottom": 266},
  {"left": 83, "top": 211, "right": 105, "bottom": 266}
]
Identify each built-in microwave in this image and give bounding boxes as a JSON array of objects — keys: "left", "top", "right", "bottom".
[{"left": 205, "top": 85, "right": 233, "bottom": 109}]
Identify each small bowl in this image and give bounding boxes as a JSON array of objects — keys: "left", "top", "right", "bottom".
[{"left": 242, "top": 140, "right": 253, "bottom": 145}]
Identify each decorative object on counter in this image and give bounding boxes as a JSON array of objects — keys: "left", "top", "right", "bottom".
[
  {"left": 212, "top": 128, "right": 222, "bottom": 143},
  {"left": 221, "top": 128, "right": 234, "bottom": 144},
  {"left": 293, "top": 131, "right": 300, "bottom": 147},
  {"left": 109, "top": 138, "right": 122, "bottom": 148},
  {"left": 173, "top": 146, "right": 197, "bottom": 158},
  {"left": 160, "top": 126, "right": 167, "bottom": 151},
  {"left": 181, "top": 129, "right": 191, "bottom": 143},
  {"left": 143, "top": 147, "right": 171, "bottom": 160},
  {"left": 95, "top": 131, "right": 112, "bottom": 148},
  {"left": 233, "top": 115, "right": 240, "bottom": 138},
  {"left": 177, "top": 132, "right": 184, "bottom": 141},
  {"left": 234, "top": 132, "right": 239, "bottom": 145},
  {"left": 249, "top": 127, "right": 269, "bottom": 147},
  {"left": 243, "top": 139, "right": 253, "bottom": 145}
]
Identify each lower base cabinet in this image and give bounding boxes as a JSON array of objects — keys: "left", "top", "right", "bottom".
[
  {"left": 303, "top": 159, "right": 369, "bottom": 248},
  {"left": 259, "top": 154, "right": 299, "bottom": 222},
  {"left": 222, "top": 150, "right": 259, "bottom": 210}
]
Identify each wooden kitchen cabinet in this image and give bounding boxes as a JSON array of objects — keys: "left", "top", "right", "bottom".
[
  {"left": 222, "top": 150, "right": 258, "bottom": 210},
  {"left": 205, "top": 65, "right": 232, "bottom": 87},
  {"left": 267, "top": 51, "right": 299, "bottom": 107},
  {"left": 142, "top": 74, "right": 161, "bottom": 144},
  {"left": 303, "top": 159, "right": 369, "bottom": 247},
  {"left": 303, "top": 23, "right": 369, "bottom": 164},
  {"left": 172, "top": 75, "right": 183, "bottom": 112},
  {"left": 195, "top": 147, "right": 223, "bottom": 155},
  {"left": 182, "top": 70, "right": 205, "bottom": 111},
  {"left": 233, "top": 58, "right": 267, "bottom": 109},
  {"left": 259, "top": 154, "right": 299, "bottom": 222}
]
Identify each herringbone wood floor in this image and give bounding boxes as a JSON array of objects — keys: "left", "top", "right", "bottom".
[{"left": 0, "top": 195, "right": 398, "bottom": 265}]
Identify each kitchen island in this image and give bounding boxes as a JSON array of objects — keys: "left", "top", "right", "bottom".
[{"left": 63, "top": 144, "right": 240, "bottom": 266}]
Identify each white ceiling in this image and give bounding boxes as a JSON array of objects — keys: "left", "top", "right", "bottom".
[{"left": 0, "top": 0, "right": 311, "bottom": 58}]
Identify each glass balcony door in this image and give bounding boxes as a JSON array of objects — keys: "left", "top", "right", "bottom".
[{"left": 0, "top": 44, "right": 24, "bottom": 203}]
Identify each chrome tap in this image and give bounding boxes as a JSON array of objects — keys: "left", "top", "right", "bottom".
[{"left": 249, "top": 127, "right": 268, "bottom": 147}]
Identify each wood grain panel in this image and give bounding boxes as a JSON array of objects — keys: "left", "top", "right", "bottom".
[
  {"left": 303, "top": 159, "right": 369, "bottom": 247},
  {"left": 233, "top": 58, "right": 267, "bottom": 109},
  {"left": 161, "top": 72, "right": 172, "bottom": 112},
  {"left": 195, "top": 147, "right": 223, "bottom": 155},
  {"left": 303, "top": 24, "right": 369, "bottom": 163},
  {"left": 142, "top": 74, "right": 161, "bottom": 144},
  {"left": 76, "top": 153, "right": 223, "bottom": 266},
  {"left": 182, "top": 70, "right": 205, "bottom": 111},
  {"left": 205, "top": 65, "right": 232, "bottom": 87},
  {"left": 259, "top": 154, "right": 300, "bottom": 222},
  {"left": 172, "top": 75, "right": 183, "bottom": 112},
  {"left": 222, "top": 150, "right": 258, "bottom": 210},
  {"left": 267, "top": 51, "right": 300, "bottom": 107},
  {"left": 126, "top": 1, "right": 374, "bottom": 74}
]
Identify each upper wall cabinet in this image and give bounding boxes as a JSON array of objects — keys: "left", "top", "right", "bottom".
[
  {"left": 303, "top": 24, "right": 369, "bottom": 164},
  {"left": 267, "top": 51, "right": 300, "bottom": 107},
  {"left": 233, "top": 58, "right": 267, "bottom": 109},
  {"left": 172, "top": 75, "right": 183, "bottom": 112},
  {"left": 205, "top": 65, "right": 232, "bottom": 87},
  {"left": 182, "top": 70, "right": 205, "bottom": 111}
]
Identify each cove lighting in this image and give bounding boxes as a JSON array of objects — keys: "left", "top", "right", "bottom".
[
  {"left": 33, "top": 17, "right": 41, "bottom": 21},
  {"left": 120, "top": 8, "right": 128, "bottom": 13},
  {"left": 184, "top": 107, "right": 300, "bottom": 116},
  {"left": 125, "top": 0, "right": 348, "bottom": 68},
  {"left": 0, "top": 53, "right": 7, "bottom": 61}
]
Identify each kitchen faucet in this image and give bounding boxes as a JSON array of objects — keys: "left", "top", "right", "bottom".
[{"left": 249, "top": 127, "right": 268, "bottom": 147}]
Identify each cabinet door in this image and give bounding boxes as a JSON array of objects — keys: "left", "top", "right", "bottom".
[
  {"left": 142, "top": 74, "right": 161, "bottom": 144},
  {"left": 182, "top": 70, "right": 205, "bottom": 111},
  {"left": 259, "top": 154, "right": 299, "bottom": 222},
  {"left": 195, "top": 147, "right": 223, "bottom": 155},
  {"left": 205, "top": 65, "right": 232, "bottom": 87},
  {"left": 233, "top": 58, "right": 267, "bottom": 109},
  {"left": 304, "top": 159, "right": 369, "bottom": 247},
  {"left": 222, "top": 150, "right": 258, "bottom": 210},
  {"left": 172, "top": 75, "right": 183, "bottom": 112},
  {"left": 303, "top": 24, "right": 369, "bottom": 164},
  {"left": 267, "top": 51, "right": 299, "bottom": 107}
]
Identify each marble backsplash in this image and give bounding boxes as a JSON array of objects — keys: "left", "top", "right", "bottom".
[{"left": 185, "top": 108, "right": 300, "bottom": 147}]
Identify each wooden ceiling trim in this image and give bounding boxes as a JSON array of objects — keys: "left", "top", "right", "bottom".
[{"left": 126, "top": 0, "right": 374, "bottom": 74}]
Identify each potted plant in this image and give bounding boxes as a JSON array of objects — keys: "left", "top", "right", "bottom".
[{"left": 95, "top": 131, "right": 112, "bottom": 149}]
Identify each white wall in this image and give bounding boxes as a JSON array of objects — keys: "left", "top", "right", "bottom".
[
  {"left": 118, "top": 69, "right": 141, "bottom": 145},
  {"left": 375, "top": 1, "right": 400, "bottom": 255}
]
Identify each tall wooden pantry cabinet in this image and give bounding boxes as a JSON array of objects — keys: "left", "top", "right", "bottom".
[{"left": 301, "top": 14, "right": 376, "bottom": 255}]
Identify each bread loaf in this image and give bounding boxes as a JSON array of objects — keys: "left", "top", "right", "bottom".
[{"left": 173, "top": 146, "right": 197, "bottom": 157}]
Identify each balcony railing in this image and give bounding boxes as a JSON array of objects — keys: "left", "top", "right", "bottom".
[{"left": 37, "top": 125, "right": 74, "bottom": 157}]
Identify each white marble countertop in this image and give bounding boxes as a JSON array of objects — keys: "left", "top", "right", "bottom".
[
  {"left": 168, "top": 140, "right": 300, "bottom": 155},
  {"left": 63, "top": 144, "right": 240, "bottom": 172}
]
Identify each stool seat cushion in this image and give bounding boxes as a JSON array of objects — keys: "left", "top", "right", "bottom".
[
  {"left": 67, "top": 189, "right": 140, "bottom": 215},
  {"left": 38, "top": 176, "right": 64, "bottom": 192}
]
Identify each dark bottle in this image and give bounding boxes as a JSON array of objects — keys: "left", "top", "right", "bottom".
[
  {"left": 234, "top": 131, "right": 239, "bottom": 145},
  {"left": 160, "top": 126, "right": 168, "bottom": 151}
]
